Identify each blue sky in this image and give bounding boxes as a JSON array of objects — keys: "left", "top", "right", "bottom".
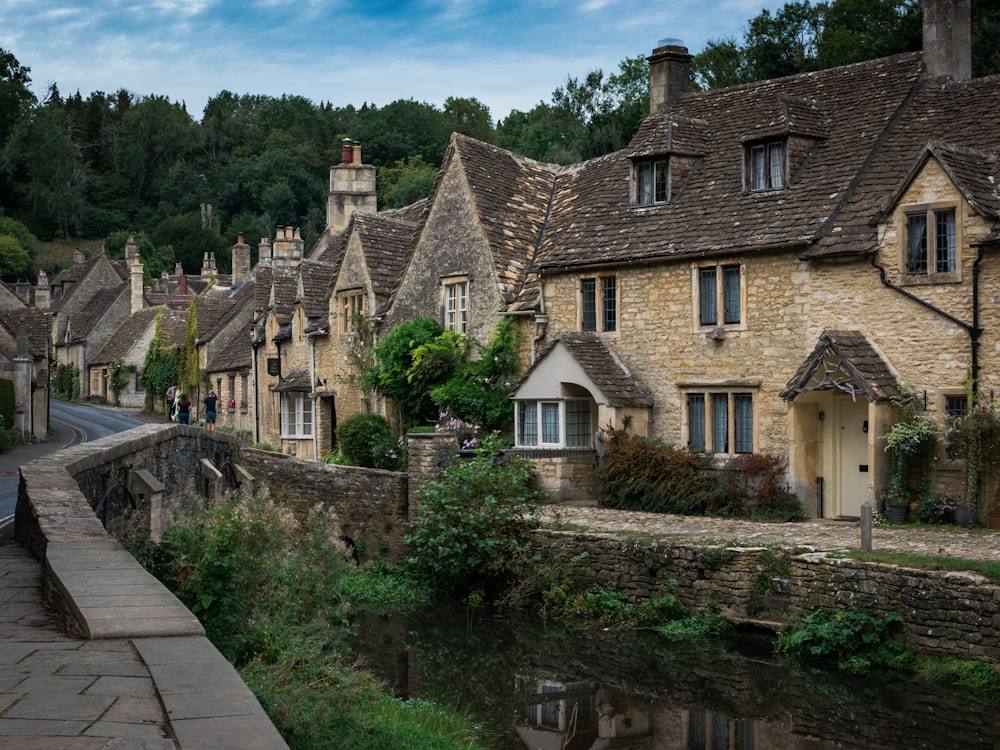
[{"left": 1, "top": 1, "right": 783, "bottom": 123}]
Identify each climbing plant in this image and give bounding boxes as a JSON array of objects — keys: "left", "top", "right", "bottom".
[
  {"left": 108, "top": 358, "right": 135, "bottom": 407},
  {"left": 139, "top": 309, "right": 184, "bottom": 412}
]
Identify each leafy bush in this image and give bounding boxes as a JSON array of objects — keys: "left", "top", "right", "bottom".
[
  {"left": 335, "top": 412, "right": 400, "bottom": 470},
  {"left": 916, "top": 492, "right": 958, "bottom": 524},
  {"left": 597, "top": 431, "right": 725, "bottom": 514},
  {"left": 722, "top": 453, "right": 805, "bottom": 521},
  {"left": 405, "top": 434, "right": 545, "bottom": 598},
  {"left": 775, "top": 607, "right": 909, "bottom": 673}
]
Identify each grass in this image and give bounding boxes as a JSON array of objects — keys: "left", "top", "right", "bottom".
[{"left": 834, "top": 550, "right": 1000, "bottom": 581}]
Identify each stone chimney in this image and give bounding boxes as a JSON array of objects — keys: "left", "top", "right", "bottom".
[
  {"left": 327, "top": 137, "right": 377, "bottom": 235},
  {"left": 648, "top": 38, "right": 692, "bottom": 115},
  {"left": 232, "top": 233, "right": 251, "bottom": 286},
  {"left": 923, "top": 0, "right": 971, "bottom": 82},
  {"left": 73, "top": 247, "right": 85, "bottom": 265},
  {"left": 34, "top": 270, "right": 49, "bottom": 310},
  {"left": 258, "top": 237, "right": 273, "bottom": 264},
  {"left": 271, "top": 225, "right": 304, "bottom": 268},
  {"left": 130, "top": 253, "right": 144, "bottom": 315}
]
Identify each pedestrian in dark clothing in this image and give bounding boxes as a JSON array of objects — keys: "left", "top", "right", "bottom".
[
  {"left": 203, "top": 390, "right": 217, "bottom": 430},
  {"left": 176, "top": 393, "right": 191, "bottom": 425}
]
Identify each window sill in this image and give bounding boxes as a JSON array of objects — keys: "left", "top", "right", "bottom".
[{"left": 899, "top": 272, "right": 962, "bottom": 286}]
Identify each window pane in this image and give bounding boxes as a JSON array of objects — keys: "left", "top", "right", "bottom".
[
  {"left": 936, "top": 209, "right": 956, "bottom": 273},
  {"left": 654, "top": 159, "right": 668, "bottom": 203},
  {"left": 751, "top": 145, "right": 765, "bottom": 190},
  {"left": 302, "top": 394, "right": 313, "bottom": 436},
  {"left": 518, "top": 401, "right": 538, "bottom": 446},
  {"left": 637, "top": 162, "right": 652, "bottom": 205},
  {"left": 541, "top": 402, "right": 560, "bottom": 444},
  {"left": 723, "top": 265, "right": 741, "bottom": 324},
  {"left": 688, "top": 393, "right": 706, "bottom": 450},
  {"left": 581, "top": 278, "right": 597, "bottom": 331},
  {"left": 907, "top": 214, "right": 928, "bottom": 273},
  {"left": 699, "top": 268, "right": 717, "bottom": 325},
  {"left": 768, "top": 142, "right": 784, "bottom": 188},
  {"left": 281, "top": 394, "right": 290, "bottom": 435},
  {"left": 945, "top": 395, "right": 968, "bottom": 418},
  {"left": 565, "top": 401, "right": 591, "bottom": 447},
  {"left": 734, "top": 393, "right": 753, "bottom": 453},
  {"left": 602, "top": 276, "right": 617, "bottom": 332},
  {"left": 711, "top": 393, "right": 729, "bottom": 453}
]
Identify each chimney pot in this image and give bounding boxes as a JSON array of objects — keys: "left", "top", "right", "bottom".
[
  {"left": 342, "top": 138, "right": 353, "bottom": 163},
  {"left": 352, "top": 141, "right": 362, "bottom": 165}
]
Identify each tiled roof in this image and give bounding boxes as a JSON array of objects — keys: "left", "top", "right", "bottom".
[
  {"left": 193, "top": 290, "right": 236, "bottom": 339},
  {"left": 808, "top": 70, "right": 1000, "bottom": 257},
  {"left": 524, "top": 331, "right": 653, "bottom": 408},
  {"left": 297, "top": 259, "right": 337, "bottom": 321},
  {"left": 56, "top": 284, "right": 127, "bottom": 343},
  {"left": 780, "top": 330, "right": 899, "bottom": 402},
  {"left": 539, "top": 53, "right": 926, "bottom": 269},
  {"left": 271, "top": 368, "right": 311, "bottom": 392},
  {"left": 206, "top": 318, "right": 252, "bottom": 373},
  {"left": 90, "top": 308, "right": 187, "bottom": 366},
  {"left": 353, "top": 211, "right": 420, "bottom": 306},
  {"left": 0, "top": 309, "right": 50, "bottom": 359}
]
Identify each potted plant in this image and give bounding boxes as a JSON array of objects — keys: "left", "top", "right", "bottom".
[
  {"left": 881, "top": 383, "right": 938, "bottom": 524},
  {"left": 226, "top": 398, "right": 236, "bottom": 413},
  {"left": 239, "top": 400, "right": 248, "bottom": 414}
]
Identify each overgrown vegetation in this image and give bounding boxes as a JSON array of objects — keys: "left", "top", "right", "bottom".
[
  {"left": 597, "top": 430, "right": 805, "bottom": 521},
  {"left": 776, "top": 607, "right": 910, "bottom": 673},
  {"left": 840, "top": 549, "right": 1000, "bottom": 582},
  {"left": 117, "top": 489, "right": 481, "bottom": 750},
  {"left": 405, "top": 433, "right": 544, "bottom": 599}
]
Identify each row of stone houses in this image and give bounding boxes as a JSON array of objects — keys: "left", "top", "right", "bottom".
[{"left": 18, "top": 0, "right": 1000, "bottom": 518}]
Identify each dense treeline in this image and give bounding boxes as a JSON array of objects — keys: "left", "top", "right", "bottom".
[{"left": 0, "top": 0, "right": 997, "bottom": 282}]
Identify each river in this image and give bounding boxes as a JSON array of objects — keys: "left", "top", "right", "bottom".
[{"left": 353, "top": 606, "right": 999, "bottom": 749}]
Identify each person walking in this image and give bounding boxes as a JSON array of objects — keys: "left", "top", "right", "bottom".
[
  {"left": 166, "top": 383, "right": 178, "bottom": 420},
  {"left": 203, "top": 390, "right": 217, "bottom": 430},
  {"left": 176, "top": 393, "right": 191, "bottom": 425}
]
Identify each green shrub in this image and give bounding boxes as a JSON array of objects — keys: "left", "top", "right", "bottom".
[
  {"left": 335, "top": 412, "right": 399, "bottom": 470},
  {"left": 405, "top": 433, "right": 545, "bottom": 598},
  {"left": 775, "top": 607, "right": 909, "bottom": 673},
  {"left": 597, "top": 431, "right": 725, "bottom": 514},
  {"left": 722, "top": 453, "right": 806, "bottom": 521}
]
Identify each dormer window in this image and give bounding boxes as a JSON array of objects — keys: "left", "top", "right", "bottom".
[
  {"left": 747, "top": 141, "right": 785, "bottom": 191},
  {"left": 906, "top": 207, "right": 956, "bottom": 276},
  {"left": 634, "top": 158, "right": 668, "bottom": 206}
]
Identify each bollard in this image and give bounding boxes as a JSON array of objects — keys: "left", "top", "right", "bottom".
[{"left": 860, "top": 500, "right": 873, "bottom": 552}]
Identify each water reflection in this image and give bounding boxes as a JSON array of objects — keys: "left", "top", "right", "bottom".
[{"left": 352, "top": 607, "right": 999, "bottom": 749}]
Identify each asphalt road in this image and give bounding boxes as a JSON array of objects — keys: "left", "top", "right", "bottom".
[{"left": 0, "top": 400, "right": 152, "bottom": 528}]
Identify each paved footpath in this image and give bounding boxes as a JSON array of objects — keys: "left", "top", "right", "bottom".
[
  {"left": 541, "top": 503, "right": 1000, "bottom": 562},
  {"left": 0, "top": 412, "right": 287, "bottom": 750}
]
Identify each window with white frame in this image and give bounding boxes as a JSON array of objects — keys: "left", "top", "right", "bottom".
[
  {"left": 516, "top": 399, "right": 592, "bottom": 448},
  {"left": 444, "top": 279, "right": 468, "bottom": 333},
  {"left": 905, "top": 206, "right": 957, "bottom": 278},
  {"left": 633, "top": 158, "right": 669, "bottom": 206},
  {"left": 580, "top": 275, "right": 617, "bottom": 333},
  {"left": 280, "top": 392, "right": 313, "bottom": 437},
  {"left": 747, "top": 141, "right": 785, "bottom": 191},
  {"left": 686, "top": 390, "right": 754, "bottom": 454},
  {"left": 338, "top": 290, "right": 365, "bottom": 334},
  {"left": 697, "top": 263, "right": 742, "bottom": 327}
]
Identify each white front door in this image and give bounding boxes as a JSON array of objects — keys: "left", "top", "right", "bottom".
[{"left": 838, "top": 396, "right": 871, "bottom": 517}]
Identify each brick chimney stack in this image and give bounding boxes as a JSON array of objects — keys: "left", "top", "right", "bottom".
[
  {"left": 648, "top": 38, "right": 692, "bottom": 115},
  {"left": 923, "top": 0, "right": 971, "bottom": 82}
]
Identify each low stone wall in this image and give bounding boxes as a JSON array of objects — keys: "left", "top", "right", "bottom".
[
  {"left": 533, "top": 529, "right": 1000, "bottom": 663},
  {"left": 239, "top": 448, "right": 409, "bottom": 564}
]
